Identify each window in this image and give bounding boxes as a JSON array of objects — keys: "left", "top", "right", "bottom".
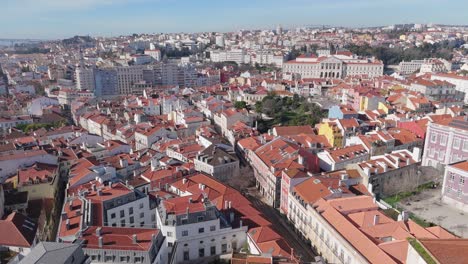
[
  {"left": 199, "top": 248, "right": 205, "bottom": 258},
  {"left": 130, "top": 216, "right": 134, "bottom": 224},
  {"left": 121, "top": 219, "right": 125, "bottom": 227},
  {"left": 210, "top": 225, "right": 216, "bottom": 231},
  {"left": 134, "top": 257, "right": 142, "bottom": 263},
  {"left": 167, "top": 232, "right": 173, "bottom": 237},
  {"left": 430, "top": 134, "right": 436, "bottom": 143},
  {"left": 464, "top": 140, "right": 468, "bottom": 151},
  {"left": 197, "top": 216, "right": 204, "bottom": 222},
  {"left": 211, "top": 246, "right": 216, "bottom": 256},
  {"left": 140, "top": 212, "right": 144, "bottom": 218},
  {"left": 182, "top": 230, "right": 188, "bottom": 237},
  {"left": 440, "top": 135, "right": 447, "bottom": 146},
  {"left": 183, "top": 251, "right": 189, "bottom": 261},
  {"left": 105, "top": 256, "right": 113, "bottom": 262},
  {"left": 120, "top": 210, "right": 125, "bottom": 218},
  {"left": 129, "top": 207, "right": 134, "bottom": 215},
  {"left": 461, "top": 177, "right": 465, "bottom": 185},
  {"left": 454, "top": 138, "right": 461, "bottom": 149},
  {"left": 140, "top": 222, "right": 145, "bottom": 227},
  {"left": 458, "top": 189, "right": 462, "bottom": 197},
  {"left": 111, "top": 213, "right": 116, "bottom": 219},
  {"left": 221, "top": 244, "right": 227, "bottom": 253},
  {"left": 168, "top": 242, "right": 173, "bottom": 247},
  {"left": 139, "top": 203, "right": 144, "bottom": 209},
  {"left": 450, "top": 173, "right": 455, "bottom": 182},
  {"left": 199, "top": 228, "right": 204, "bottom": 233},
  {"left": 120, "top": 256, "right": 128, "bottom": 262}
]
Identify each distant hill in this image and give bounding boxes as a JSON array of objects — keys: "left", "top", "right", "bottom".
[{"left": 62, "top": 35, "right": 95, "bottom": 45}]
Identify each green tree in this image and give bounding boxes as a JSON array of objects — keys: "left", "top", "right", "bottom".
[{"left": 234, "top": 101, "right": 247, "bottom": 110}]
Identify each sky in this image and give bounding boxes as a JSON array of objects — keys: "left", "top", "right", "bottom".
[{"left": 1, "top": 0, "right": 467, "bottom": 39}]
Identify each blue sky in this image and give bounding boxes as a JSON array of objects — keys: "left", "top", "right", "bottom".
[{"left": 1, "top": 0, "right": 467, "bottom": 39}]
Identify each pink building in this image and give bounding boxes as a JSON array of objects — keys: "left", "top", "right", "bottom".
[
  {"left": 442, "top": 161, "right": 468, "bottom": 212},
  {"left": 422, "top": 116, "right": 468, "bottom": 171}
]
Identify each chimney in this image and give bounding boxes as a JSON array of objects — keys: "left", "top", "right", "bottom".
[
  {"left": 61, "top": 212, "right": 67, "bottom": 220},
  {"left": 151, "top": 159, "right": 158, "bottom": 171},
  {"left": 96, "top": 227, "right": 102, "bottom": 236},
  {"left": 298, "top": 155, "right": 305, "bottom": 165},
  {"left": 199, "top": 183, "right": 202, "bottom": 189},
  {"left": 412, "top": 147, "right": 422, "bottom": 162},
  {"left": 373, "top": 214, "right": 380, "bottom": 225},
  {"left": 382, "top": 163, "right": 388, "bottom": 173},
  {"left": 66, "top": 219, "right": 70, "bottom": 230},
  {"left": 394, "top": 157, "right": 400, "bottom": 168},
  {"left": 363, "top": 167, "right": 371, "bottom": 177},
  {"left": 119, "top": 158, "right": 128, "bottom": 168},
  {"left": 68, "top": 201, "right": 73, "bottom": 210},
  {"left": 182, "top": 178, "right": 187, "bottom": 184},
  {"left": 239, "top": 220, "right": 243, "bottom": 227},
  {"left": 225, "top": 200, "right": 228, "bottom": 209},
  {"left": 189, "top": 197, "right": 193, "bottom": 203},
  {"left": 228, "top": 201, "right": 232, "bottom": 209},
  {"left": 97, "top": 189, "right": 102, "bottom": 196},
  {"left": 108, "top": 181, "right": 113, "bottom": 188},
  {"left": 132, "top": 234, "right": 138, "bottom": 244},
  {"left": 91, "top": 184, "right": 96, "bottom": 191},
  {"left": 406, "top": 158, "right": 411, "bottom": 166},
  {"left": 98, "top": 236, "right": 103, "bottom": 248}
]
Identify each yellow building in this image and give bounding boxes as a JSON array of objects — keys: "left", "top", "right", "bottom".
[
  {"left": 318, "top": 121, "right": 344, "bottom": 148},
  {"left": 378, "top": 102, "right": 390, "bottom": 114}
]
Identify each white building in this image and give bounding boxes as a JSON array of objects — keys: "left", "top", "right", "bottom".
[
  {"left": 144, "top": 49, "right": 162, "bottom": 61},
  {"left": 157, "top": 181, "right": 247, "bottom": 263},
  {"left": 76, "top": 67, "right": 96, "bottom": 91},
  {"left": 431, "top": 73, "right": 468, "bottom": 103},
  {"left": 0, "top": 150, "right": 57, "bottom": 182},
  {"left": 283, "top": 53, "right": 384, "bottom": 79}
]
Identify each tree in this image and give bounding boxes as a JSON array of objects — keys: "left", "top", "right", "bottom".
[{"left": 234, "top": 101, "right": 247, "bottom": 110}]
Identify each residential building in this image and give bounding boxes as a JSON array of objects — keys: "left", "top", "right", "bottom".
[
  {"left": 81, "top": 226, "right": 166, "bottom": 264},
  {"left": 317, "top": 144, "right": 370, "bottom": 171},
  {"left": 15, "top": 163, "right": 59, "bottom": 200},
  {"left": 248, "top": 137, "right": 318, "bottom": 208},
  {"left": 431, "top": 73, "right": 468, "bottom": 103},
  {"left": 19, "top": 242, "right": 89, "bottom": 264},
  {"left": 0, "top": 212, "right": 38, "bottom": 255},
  {"left": 406, "top": 238, "right": 468, "bottom": 264},
  {"left": 349, "top": 149, "right": 422, "bottom": 198},
  {"left": 422, "top": 116, "right": 468, "bottom": 171},
  {"left": 0, "top": 150, "right": 58, "bottom": 183},
  {"left": 76, "top": 67, "right": 96, "bottom": 92},
  {"left": 327, "top": 105, "right": 358, "bottom": 120},
  {"left": 194, "top": 145, "right": 239, "bottom": 181},
  {"left": 441, "top": 160, "right": 468, "bottom": 213},
  {"left": 306, "top": 196, "right": 455, "bottom": 264}
]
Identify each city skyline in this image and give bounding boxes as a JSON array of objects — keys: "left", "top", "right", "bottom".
[{"left": 1, "top": 0, "right": 468, "bottom": 39}]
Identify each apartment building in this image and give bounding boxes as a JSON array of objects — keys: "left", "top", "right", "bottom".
[
  {"left": 431, "top": 73, "right": 468, "bottom": 103},
  {"left": 441, "top": 160, "right": 468, "bottom": 213},
  {"left": 194, "top": 145, "right": 239, "bottom": 181},
  {"left": 349, "top": 149, "right": 422, "bottom": 198},
  {"left": 422, "top": 116, "right": 468, "bottom": 171},
  {"left": 81, "top": 226, "right": 166, "bottom": 264},
  {"left": 317, "top": 145, "right": 370, "bottom": 171}
]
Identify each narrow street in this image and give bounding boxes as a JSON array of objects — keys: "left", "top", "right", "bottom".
[{"left": 246, "top": 188, "right": 318, "bottom": 263}]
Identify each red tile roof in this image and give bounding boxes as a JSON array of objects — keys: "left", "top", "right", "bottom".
[{"left": 0, "top": 212, "right": 37, "bottom": 248}]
